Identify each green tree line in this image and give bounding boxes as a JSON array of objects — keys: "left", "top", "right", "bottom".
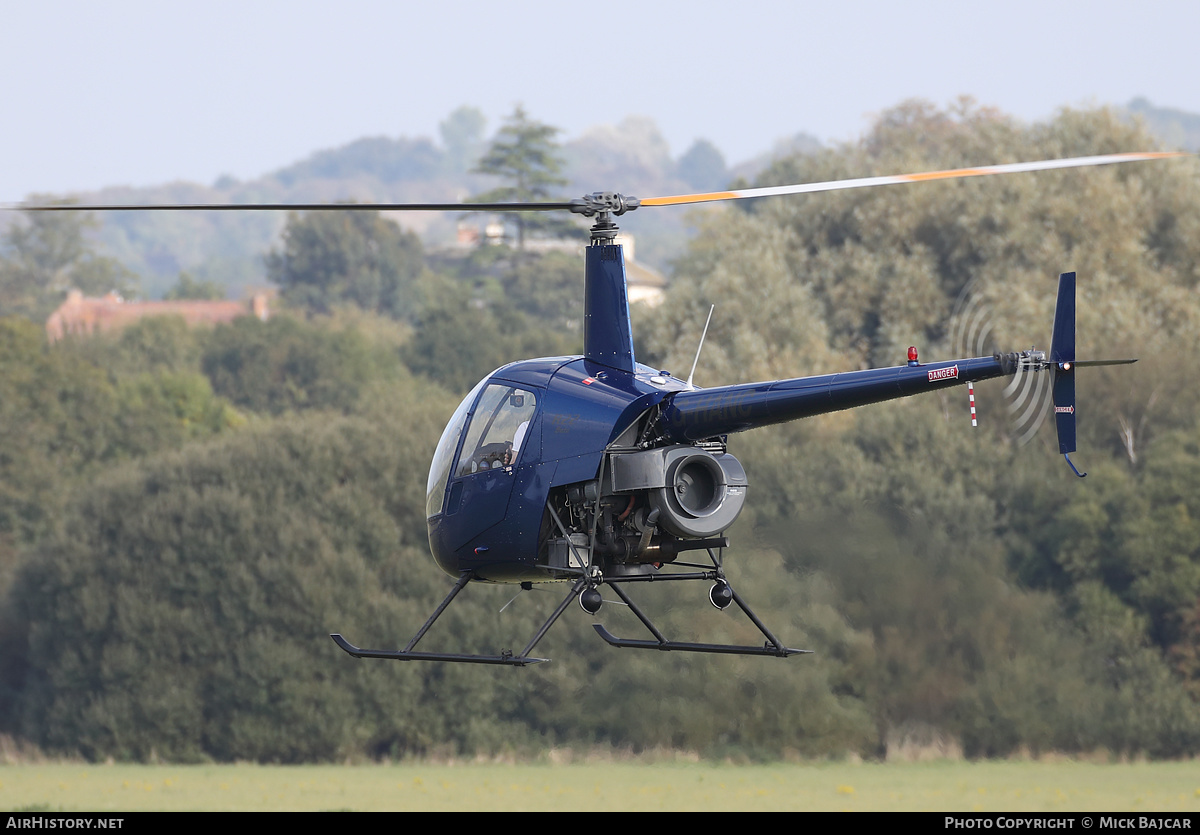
[{"left": 2, "top": 102, "right": 1199, "bottom": 762}]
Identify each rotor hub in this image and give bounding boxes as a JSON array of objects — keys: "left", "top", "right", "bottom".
[
  {"left": 570, "top": 192, "right": 640, "bottom": 217},
  {"left": 572, "top": 193, "right": 641, "bottom": 245}
]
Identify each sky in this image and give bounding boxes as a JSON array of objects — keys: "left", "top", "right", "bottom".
[{"left": 2, "top": 0, "right": 1197, "bottom": 200}]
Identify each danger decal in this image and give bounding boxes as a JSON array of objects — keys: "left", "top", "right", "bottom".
[{"left": 927, "top": 365, "right": 959, "bottom": 383}]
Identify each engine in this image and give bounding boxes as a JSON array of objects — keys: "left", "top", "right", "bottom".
[{"left": 543, "top": 444, "right": 748, "bottom": 573}]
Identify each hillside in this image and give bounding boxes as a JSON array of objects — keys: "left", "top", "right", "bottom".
[
  {"left": 1126, "top": 97, "right": 1200, "bottom": 152},
  {"left": 67, "top": 109, "right": 820, "bottom": 299},
  {"left": 12, "top": 96, "right": 1194, "bottom": 302}
]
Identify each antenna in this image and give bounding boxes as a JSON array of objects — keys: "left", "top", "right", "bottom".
[{"left": 686, "top": 305, "right": 715, "bottom": 389}]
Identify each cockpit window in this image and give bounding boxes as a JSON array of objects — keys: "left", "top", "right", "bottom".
[
  {"left": 455, "top": 384, "right": 537, "bottom": 477},
  {"left": 426, "top": 376, "right": 488, "bottom": 519}
]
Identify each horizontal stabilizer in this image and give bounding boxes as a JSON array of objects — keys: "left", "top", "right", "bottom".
[{"left": 1072, "top": 358, "right": 1138, "bottom": 367}]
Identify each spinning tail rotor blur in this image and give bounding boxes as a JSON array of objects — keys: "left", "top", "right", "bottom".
[{"left": 948, "top": 275, "right": 1051, "bottom": 445}]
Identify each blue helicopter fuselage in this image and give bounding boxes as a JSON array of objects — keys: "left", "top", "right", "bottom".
[
  {"left": 424, "top": 242, "right": 1013, "bottom": 583},
  {"left": 426, "top": 356, "right": 684, "bottom": 581}
]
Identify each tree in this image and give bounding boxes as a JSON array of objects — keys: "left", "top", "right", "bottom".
[
  {"left": 439, "top": 105, "right": 487, "bottom": 175},
  {"left": 201, "top": 315, "right": 404, "bottom": 415},
  {"left": 470, "top": 106, "right": 576, "bottom": 249},
  {"left": 403, "top": 272, "right": 578, "bottom": 393},
  {"left": 676, "top": 138, "right": 728, "bottom": 191},
  {"left": 0, "top": 205, "right": 137, "bottom": 321},
  {"left": 7, "top": 409, "right": 455, "bottom": 762},
  {"left": 0, "top": 317, "right": 236, "bottom": 545},
  {"left": 164, "top": 271, "right": 224, "bottom": 300},
  {"left": 266, "top": 210, "right": 424, "bottom": 318}
]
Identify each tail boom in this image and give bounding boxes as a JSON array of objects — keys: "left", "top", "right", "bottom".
[{"left": 664, "top": 354, "right": 1014, "bottom": 442}]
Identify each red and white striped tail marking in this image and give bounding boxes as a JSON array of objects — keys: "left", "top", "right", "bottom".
[{"left": 968, "top": 381, "right": 977, "bottom": 427}]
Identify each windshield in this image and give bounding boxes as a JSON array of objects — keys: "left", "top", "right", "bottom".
[
  {"left": 426, "top": 377, "right": 488, "bottom": 519},
  {"left": 456, "top": 384, "right": 537, "bottom": 476}
]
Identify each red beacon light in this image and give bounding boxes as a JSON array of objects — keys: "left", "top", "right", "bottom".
[{"left": 907, "top": 346, "right": 919, "bottom": 366}]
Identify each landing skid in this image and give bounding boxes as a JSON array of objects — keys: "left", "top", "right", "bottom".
[
  {"left": 592, "top": 574, "right": 810, "bottom": 658},
  {"left": 330, "top": 633, "right": 549, "bottom": 666},
  {"left": 330, "top": 573, "right": 584, "bottom": 667},
  {"left": 591, "top": 625, "right": 807, "bottom": 657},
  {"left": 331, "top": 563, "right": 809, "bottom": 664}
]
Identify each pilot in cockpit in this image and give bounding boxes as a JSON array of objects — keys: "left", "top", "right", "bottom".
[{"left": 504, "top": 420, "right": 529, "bottom": 466}]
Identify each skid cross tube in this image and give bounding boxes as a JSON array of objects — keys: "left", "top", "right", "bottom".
[
  {"left": 331, "top": 575, "right": 587, "bottom": 666},
  {"left": 592, "top": 575, "right": 810, "bottom": 658}
]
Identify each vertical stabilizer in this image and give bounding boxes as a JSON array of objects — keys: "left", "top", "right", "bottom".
[
  {"left": 1049, "top": 272, "right": 1083, "bottom": 476},
  {"left": 1050, "top": 271, "right": 1076, "bottom": 367},
  {"left": 1050, "top": 272, "right": 1077, "bottom": 456}
]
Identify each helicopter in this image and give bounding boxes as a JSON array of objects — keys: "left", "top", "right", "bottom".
[{"left": 17, "top": 150, "right": 1182, "bottom": 666}]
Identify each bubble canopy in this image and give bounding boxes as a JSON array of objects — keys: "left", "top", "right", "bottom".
[{"left": 425, "top": 376, "right": 487, "bottom": 519}]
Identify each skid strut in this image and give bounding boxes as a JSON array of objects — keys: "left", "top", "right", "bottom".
[
  {"left": 591, "top": 573, "right": 810, "bottom": 658},
  {"left": 331, "top": 574, "right": 587, "bottom": 667},
  {"left": 333, "top": 560, "right": 808, "bottom": 663}
]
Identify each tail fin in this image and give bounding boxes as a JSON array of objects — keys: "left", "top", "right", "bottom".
[
  {"left": 1049, "top": 272, "right": 1079, "bottom": 466},
  {"left": 1049, "top": 271, "right": 1137, "bottom": 477}
]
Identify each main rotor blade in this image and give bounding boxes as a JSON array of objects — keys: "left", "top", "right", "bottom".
[
  {"left": 638, "top": 151, "right": 1188, "bottom": 207},
  {"left": 7, "top": 151, "right": 1186, "bottom": 215},
  {"left": 11, "top": 200, "right": 577, "bottom": 213}
]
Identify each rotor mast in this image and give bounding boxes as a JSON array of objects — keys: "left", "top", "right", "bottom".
[{"left": 572, "top": 193, "right": 641, "bottom": 373}]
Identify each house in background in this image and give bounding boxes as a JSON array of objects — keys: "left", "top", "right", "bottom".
[
  {"left": 616, "top": 234, "right": 667, "bottom": 308},
  {"left": 46, "top": 290, "right": 270, "bottom": 343}
]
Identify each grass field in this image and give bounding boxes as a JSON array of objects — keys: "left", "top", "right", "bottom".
[{"left": 3, "top": 759, "right": 1200, "bottom": 812}]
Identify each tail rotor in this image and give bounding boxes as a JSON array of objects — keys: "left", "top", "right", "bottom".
[
  {"left": 948, "top": 276, "right": 995, "bottom": 360},
  {"left": 949, "top": 276, "right": 1053, "bottom": 444},
  {"left": 949, "top": 271, "right": 1133, "bottom": 471},
  {"left": 1004, "top": 353, "right": 1053, "bottom": 446}
]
